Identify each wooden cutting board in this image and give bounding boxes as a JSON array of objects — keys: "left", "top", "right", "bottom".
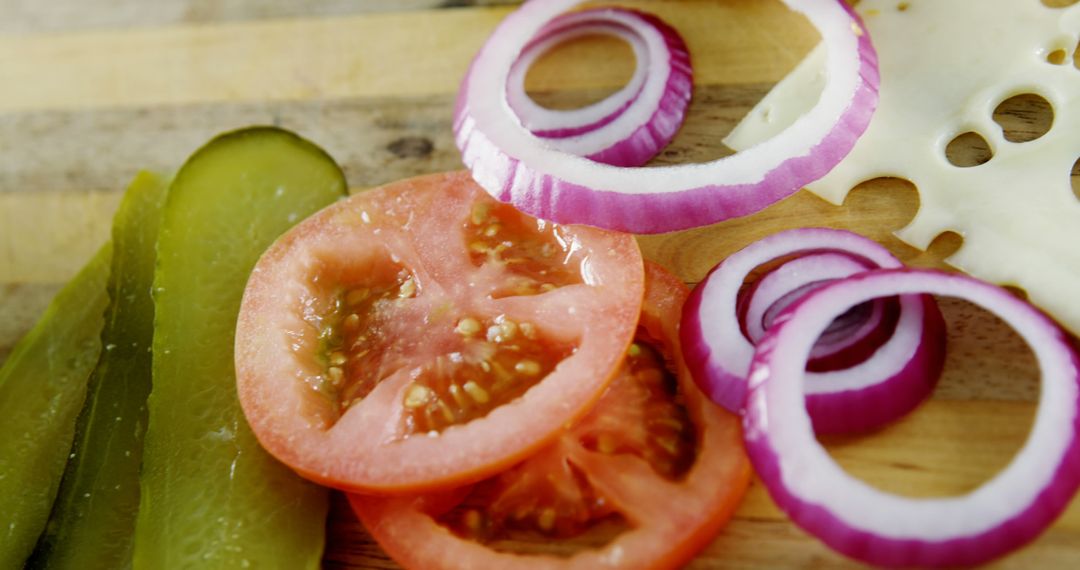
[{"left": 1, "top": 1, "right": 1077, "bottom": 567}]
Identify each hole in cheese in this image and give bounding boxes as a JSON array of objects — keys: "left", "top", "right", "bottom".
[
  {"left": 925, "top": 231, "right": 964, "bottom": 263},
  {"left": 1072, "top": 156, "right": 1080, "bottom": 201},
  {"left": 1040, "top": 0, "right": 1079, "bottom": 7},
  {"left": 993, "top": 93, "right": 1054, "bottom": 143},
  {"left": 945, "top": 132, "right": 993, "bottom": 168},
  {"left": 1046, "top": 49, "right": 1067, "bottom": 65}
]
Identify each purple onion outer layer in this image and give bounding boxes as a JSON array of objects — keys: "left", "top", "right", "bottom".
[
  {"left": 682, "top": 228, "right": 944, "bottom": 436},
  {"left": 507, "top": 7, "right": 693, "bottom": 167},
  {"left": 744, "top": 269, "right": 1080, "bottom": 567},
  {"left": 455, "top": 0, "right": 879, "bottom": 233}
]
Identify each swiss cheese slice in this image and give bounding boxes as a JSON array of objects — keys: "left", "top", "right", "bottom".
[{"left": 726, "top": 0, "right": 1080, "bottom": 336}]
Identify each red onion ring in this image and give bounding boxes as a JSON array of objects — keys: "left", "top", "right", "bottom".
[
  {"left": 802, "top": 296, "right": 900, "bottom": 373},
  {"left": 806, "top": 292, "right": 944, "bottom": 434},
  {"left": 682, "top": 228, "right": 945, "bottom": 434},
  {"left": 742, "top": 252, "right": 870, "bottom": 342},
  {"left": 455, "top": 0, "right": 879, "bottom": 233},
  {"left": 741, "top": 253, "right": 901, "bottom": 373},
  {"left": 744, "top": 269, "right": 1080, "bottom": 567},
  {"left": 508, "top": 7, "right": 692, "bottom": 167}
]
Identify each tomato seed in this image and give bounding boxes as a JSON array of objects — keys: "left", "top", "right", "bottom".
[
  {"left": 514, "top": 360, "right": 541, "bottom": 376},
  {"left": 519, "top": 322, "right": 537, "bottom": 339},
  {"left": 463, "top": 381, "right": 490, "bottom": 404},
  {"left": 437, "top": 400, "right": 456, "bottom": 423},
  {"left": 463, "top": 509, "right": 484, "bottom": 533},
  {"left": 537, "top": 508, "right": 557, "bottom": 532},
  {"left": 403, "top": 384, "right": 432, "bottom": 409},
  {"left": 487, "top": 360, "right": 513, "bottom": 382},
  {"left": 499, "top": 319, "right": 518, "bottom": 338},
  {"left": 398, "top": 278, "right": 417, "bottom": 298},
  {"left": 470, "top": 202, "right": 490, "bottom": 225},
  {"left": 327, "top": 366, "right": 344, "bottom": 387},
  {"left": 345, "top": 288, "right": 369, "bottom": 306},
  {"left": 655, "top": 437, "right": 682, "bottom": 456},
  {"left": 648, "top": 417, "right": 687, "bottom": 432},
  {"left": 455, "top": 317, "right": 481, "bottom": 336},
  {"left": 341, "top": 313, "right": 360, "bottom": 333},
  {"left": 448, "top": 384, "right": 471, "bottom": 409}
]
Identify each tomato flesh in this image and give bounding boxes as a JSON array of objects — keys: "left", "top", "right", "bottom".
[
  {"left": 236, "top": 171, "right": 645, "bottom": 493},
  {"left": 306, "top": 203, "right": 579, "bottom": 435},
  {"left": 398, "top": 314, "right": 574, "bottom": 435},
  {"left": 576, "top": 340, "right": 697, "bottom": 480},
  {"left": 466, "top": 201, "right": 583, "bottom": 298},
  {"left": 437, "top": 337, "right": 697, "bottom": 547},
  {"left": 349, "top": 263, "right": 752, "bottom": 569}
]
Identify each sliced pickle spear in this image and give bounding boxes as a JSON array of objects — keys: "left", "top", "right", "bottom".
[
  {"left": 0, "top": 245, "right": 111, "bottom": 568},
  {"left": 29, "top": 172, "right": 168, "bottom": 569},
  {"left": 133, "top": 127, "right": 347, "bottom": 569}
]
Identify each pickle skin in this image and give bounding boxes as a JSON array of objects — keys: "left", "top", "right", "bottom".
[
  {"left": 29, "top": 171, "right": 169, "bottom": 570},
  {"left": 0, "top": 244, "right": 112, "bottom": 570},
  {"left": 133, "top": 127, "right": 347, "bottom": 569}
]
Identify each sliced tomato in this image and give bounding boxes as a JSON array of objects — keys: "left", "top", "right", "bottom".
[
  {"left": 349, "top": 262, "right": 752, "bottom": 569},
  {"left": 235, "top": 171, "right": 645, "bottom": 493}
]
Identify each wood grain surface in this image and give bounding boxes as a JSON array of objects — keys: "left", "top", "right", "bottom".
[{"left": 1, "top": 1, "right": 1077, "bottom": 568}]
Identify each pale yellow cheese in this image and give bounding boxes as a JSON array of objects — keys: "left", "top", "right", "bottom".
[{"left": 726, "top": 0, "right": 1080, "bottom": 336}]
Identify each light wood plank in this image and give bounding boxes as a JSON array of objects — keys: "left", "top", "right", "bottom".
[
  {"left": 0, "top": 1, "right": 818, "bottom": 112},
  {"left": 0, "top": 282, "right": 62, "bottom": 364},
  {"left": 0, "top": 0, "right": 520, "bottom": 35},
  {"left": 0, "top": 93, "right": 461, "bottom": 198},
  {"left": 0, "top": 190, "right": 119, "bottom": 283},
  {"left": 0, "top": 79, "right": 779, "bottom": 282}
]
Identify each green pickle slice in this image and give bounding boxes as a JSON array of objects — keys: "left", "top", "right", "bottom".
[
  {"left": 0, "top": 245, "right": 111, "bottom": 569},
  {"left": 29, "top": 172, "right": 169, "bottom": 569},
  {"left": 133, "top": 127, "right": 346, "bottom": 568}
]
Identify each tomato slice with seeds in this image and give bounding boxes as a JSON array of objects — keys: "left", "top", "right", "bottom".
[
  {"left": 349, "top": 262, "right": 752, "bottom": 569},
  {"left": 235, "top": 171, "right": 645, "bottom": 493}
]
